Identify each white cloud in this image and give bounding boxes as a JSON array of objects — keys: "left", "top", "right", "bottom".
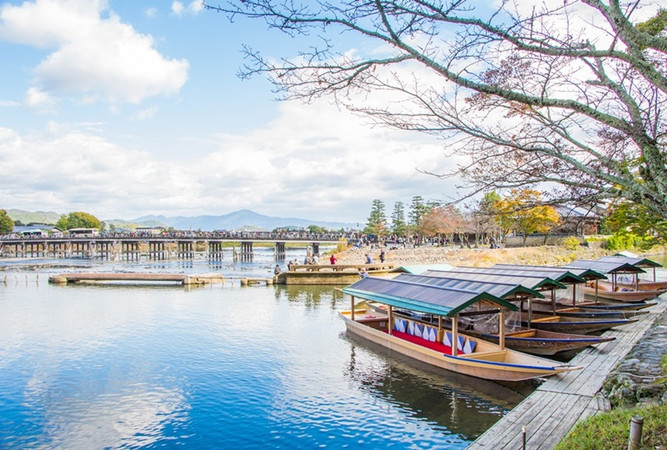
[
  {"left": 0, "top": 0, "right": 189, "bottom": 104},
  {"left": 0, "top": 97, "right": 456, "bottom": 222},
  {"left": 132, "top": 105, "right": 159, "bottom": 121},
  {"left": 145, "top": 7, "right": 158, "bottom": 18},
  {"left": 24, "top": 87, "right": 55, "bottom": 110},
  {"left": 171, "top": 1, "right": 202, "bottom": 17}
]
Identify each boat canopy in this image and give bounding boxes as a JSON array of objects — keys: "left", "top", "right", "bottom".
[
  {"left": 490, "top": 264, "right": 588, "bottom": 284},
  {"left": 423, "top": 269, "right": 567, "bottom": 291},
  {"left": 566, "top": 259, "right": 646, "bottom": 275},
  {"left": 390, "top": 264, "right": 454, "bottom": 274},
  {"left": 342, "top": 276, "right": 518, "bottom": 317},
  {"left": 597, "top": 255, "right": 662, "bottom": 268},
  {"left": 393, "top": 273, "right": 545, "bottom": 299}
]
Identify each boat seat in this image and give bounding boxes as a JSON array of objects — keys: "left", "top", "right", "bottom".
[
  {"left": 443, "top": 331, "right": 453, "bottom": 347},
  {"left": 393, "top": 318, "right": 407, "bottom": 333},
  {"left": 423, "top": 325, "right": 437, "bottom": 342},
  {"left": 462, "top": 338, "right": 477, "bottom": 354}
]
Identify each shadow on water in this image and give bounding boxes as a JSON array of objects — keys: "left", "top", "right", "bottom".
[{"left": 341, "top": 331, "right": 532, "bottom": 441}]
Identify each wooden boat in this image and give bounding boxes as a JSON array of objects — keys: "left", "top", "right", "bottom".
[
  {"left": 521, "top": 314, "right": 637, "bottom": 334},
  {"left": 368, "top": 301, "right": 616, "bottom": 357},
  {"left": 533, "top": 298, "right": 655, "bottom": 311},
  {"left": 596, "top": 255, "right": 667, "bottom": 291},
  {"left": 341, "top": 277, "right": 580, "bottom": 382},
  {"left": 616, "top": 280, "right": 667, "bottom": 291},
  {"left": 525, "top": 302, "right": 648, "bottom": 319},
  {"left": 583, "top": 281, "right": 662, "bottom": 302},
  {"left": 472, "top": 329, "right": 615, "bottom": 356}
]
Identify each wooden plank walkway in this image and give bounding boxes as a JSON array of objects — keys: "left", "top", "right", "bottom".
[{"left": 468, "top": 297, "right": 667, "bottom": 450}]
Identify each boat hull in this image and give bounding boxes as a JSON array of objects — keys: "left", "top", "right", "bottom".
[
  {"left": 583, "top": 285, "right": 662, "bottom": 302},
  {"left": 341, "top": 313, "right": 577, "bottom": 382},
  {"left": 616, "top": 280, "right": 667, "bottom": 291},
  {"left": 535, "top": 299, "right": 655, "bottom": 311},
  {"left": 526, "top": 305, "right": 647, "bottom": 319},
  {"left": 477, "top": 329, "right": 615, "bottom": 356},
  {"left": 522, "top": 316, "right": 637, "bottom": 334}
]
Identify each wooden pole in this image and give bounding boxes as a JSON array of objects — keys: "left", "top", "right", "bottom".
[
  {"left": 499, "top": 310, "right": 506, "bottom": 350},
  {"left": 350, "top": 295, "right": 355, "bottom": 321},
  {"left": 452, "top": 316, "right": 459, "bottom": 355},
  {"left": 388, "top": 306, "right": 393, "bottom": 335},
  {"left": 628, "top": 415, "right": 643, "bottom": 450}
]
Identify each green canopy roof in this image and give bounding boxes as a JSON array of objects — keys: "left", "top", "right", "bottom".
[{"left": 342, "top": 276, "right": 518, "bottom": 317}]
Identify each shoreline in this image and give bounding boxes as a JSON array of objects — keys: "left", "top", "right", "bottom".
[{"left": 332, "top": 244, "right": 616, "bottom": 267}]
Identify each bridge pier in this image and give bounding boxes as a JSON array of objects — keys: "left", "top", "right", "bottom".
[
  {"left": 311, "top": 242, "right": 320, "bottom": 256},
  {"left": 149, "top": 241, "right": 166, "bottom": 260},
  {"left": 208, "top": 241, "right": 224, "bottom": 261},
  {"left": 178, "top": 241, "right": 194, "bottom": 259},
  {"left": 240, "top": 241, "right": 253, "bottom": 262},
  {"left": 71, "top": 241, "right": 93, "bottom": 258},
  {"left": 121, "top": 241, "right": 141, "bottom": 260},
  {"left": 275, "top": 242, "right": 286, "bottom": 261},
  {"left": 97, "top": 241, "right": 112, "bottom": 260}
]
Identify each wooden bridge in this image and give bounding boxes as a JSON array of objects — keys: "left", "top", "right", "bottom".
[{"left": 0, "top": 234, "right": 345, "bottom": 260}]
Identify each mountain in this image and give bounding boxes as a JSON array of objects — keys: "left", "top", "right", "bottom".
[
  {"left": 131, "top": 209, "right": 356, "bottom": 231},
  {"left": 5, "top": 208, "right": 357, "bottom": 232},
  {"left": 5, "top": 209, "right": 61, "bottom": 225}
]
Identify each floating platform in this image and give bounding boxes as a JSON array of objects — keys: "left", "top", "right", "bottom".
[
  {"left": 49, "top": 272, "right": 224, "bottom": 286},
  {"left": 274, "top": 263, "right": 396, "bottom": 285}
]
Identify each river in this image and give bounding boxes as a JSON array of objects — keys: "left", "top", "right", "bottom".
[{"left": 0, "top": 248, "right": 527, "bottom": 449}]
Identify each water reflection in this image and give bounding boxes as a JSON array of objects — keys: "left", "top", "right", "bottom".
[
  {"left": 342, "top": 333, "right": 527, "bottom": 440},
  {"left": 273, "top": 285, "right": 344, "bottom": 308}
]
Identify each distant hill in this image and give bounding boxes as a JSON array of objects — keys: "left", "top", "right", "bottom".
[
  {"left": 6, "top": 208, "right": 356, "bottom": 232},
  {"left": 5, "top": 209, "right": 61, "bottom": 225},
  {"left": 131, "top": 209, "right": 356, "bottom": 231}
]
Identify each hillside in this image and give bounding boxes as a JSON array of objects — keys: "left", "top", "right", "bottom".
[{"left": 6, "top": 208, "right": 357, "bottom": 231}]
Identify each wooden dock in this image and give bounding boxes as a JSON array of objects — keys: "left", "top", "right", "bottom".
[
  {"left": 49, "top": 272, "right": 224, "bottom": 285},
  {"left": 275, "top": 263, "right": 396, "bottom": 285},
  {"left": 468, "top": 298, "right": 667, "bottom": 450}
]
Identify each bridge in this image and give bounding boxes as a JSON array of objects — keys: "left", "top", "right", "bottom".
[{"left": 0, "top": 232, "right": 348, "bottom": 261}]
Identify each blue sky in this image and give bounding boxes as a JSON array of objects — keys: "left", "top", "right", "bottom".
[{"left": 0, "top": 0, "right": 456, "bottom": 223}]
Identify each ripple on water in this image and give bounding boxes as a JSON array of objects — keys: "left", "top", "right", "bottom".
[{"left": 0, "top": 265, "right": 522, "bottom": 448}]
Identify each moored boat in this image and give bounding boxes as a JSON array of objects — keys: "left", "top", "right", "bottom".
[
  {"left": 583, "top": 281, "right": 662, "bottom": 302},
  {"left": 534, "top": 298, "right": 655, "bottom": 311},
  {"left": 367, "top": 301, "right": 615, "bottom": 356},
  {"left": 521, "top": 314, "right": 637, "bottom": 334},
  {"left": 525, "top": 302, "right": 648, "bottom": 319},
  {"left": 340, "top": 277, "right": 580, "bottom": 382},
  {"left": 473, "top": 328, "right": 615, "bottom": 356}
]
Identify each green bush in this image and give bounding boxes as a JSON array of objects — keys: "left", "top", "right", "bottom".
[{"left": 561, "top": 236, "right": 581, "bottom": 251}]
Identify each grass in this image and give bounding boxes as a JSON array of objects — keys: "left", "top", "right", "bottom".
[
  {"left": 555, "top": 347, "right": 667, "bottom": 450},
  {"left": 554, "top": 403, "right": 667, "bottom": 450}
]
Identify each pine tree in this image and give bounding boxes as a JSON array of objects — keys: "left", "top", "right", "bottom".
[
  {"left": 364, "top": 199, "right": 387, "bottom": 236},
  {"left": 390, "top": 201, "right": 407, "bottom": 236}
]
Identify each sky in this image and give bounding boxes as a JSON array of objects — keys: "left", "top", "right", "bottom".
[{"left": 0, "top": 0, "right": 458, "bottom": 224}]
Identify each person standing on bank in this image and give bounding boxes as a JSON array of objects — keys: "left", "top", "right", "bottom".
[{"left": 330, "top": 254, "right": 337, "bottom": 264}]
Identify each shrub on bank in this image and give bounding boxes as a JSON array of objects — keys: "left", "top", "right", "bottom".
[{"left": 554, "top": 403, "right": 666, "bottom": 450}]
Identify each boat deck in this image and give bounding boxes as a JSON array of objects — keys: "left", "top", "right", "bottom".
[{"left": 468, "top": 297, "right": 667, "bottom": 449}]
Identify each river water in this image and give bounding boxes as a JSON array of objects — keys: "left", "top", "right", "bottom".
[{"left": 0, "top": 248, "right": 526, "bottom": 449}]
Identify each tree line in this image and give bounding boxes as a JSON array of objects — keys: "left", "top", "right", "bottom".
[{"left": 361, "top": 188, "right": 656, "bottom": 248}]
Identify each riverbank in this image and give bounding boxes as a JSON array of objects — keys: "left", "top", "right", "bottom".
[{"left": 334, "top": 244, "right": 615, "bottom": 267}]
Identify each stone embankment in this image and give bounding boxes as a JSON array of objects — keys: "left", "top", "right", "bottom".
[
  {"left": 602, "top": 309, "right": 667, "bottom": 407},
  {"left": 334, "top": 244, "right": 612, "bottom": 267}
]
